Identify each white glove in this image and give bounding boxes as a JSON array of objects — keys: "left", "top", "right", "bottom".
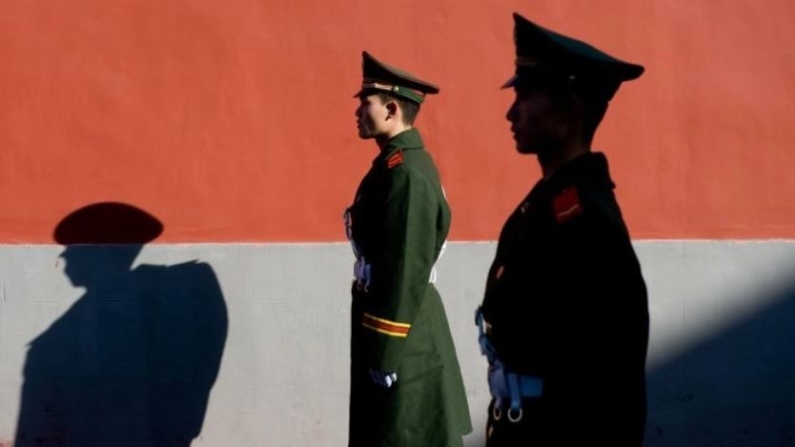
[{"left": 369, "top": 369, "right": 398, "bottom": 388}]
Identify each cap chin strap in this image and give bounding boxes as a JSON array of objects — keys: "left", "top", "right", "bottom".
[
  {"left": 515, "top": 56, "right": 539, "bottom": 67},
  {"left": 360, "top": 79, "right": 425, "bottom": 104}
]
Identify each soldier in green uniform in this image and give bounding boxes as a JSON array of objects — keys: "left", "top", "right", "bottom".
[
  {"left": 345, "top": 51, "right": 473, "bottom": 447},
  {"left": 475, "top": 13, "right": 650, "bottom": 446}
]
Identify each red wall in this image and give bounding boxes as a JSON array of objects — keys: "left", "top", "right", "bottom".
[{"left": 2, "top": 0, "right": 794, "bottom": 242}]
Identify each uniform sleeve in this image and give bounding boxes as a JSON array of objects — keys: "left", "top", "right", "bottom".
[
  {"left": 543, "top": 202, "right": 649, "bottom": 445},
  {"left": 361, "top": 165, "right": 438, "bottom": 373}
]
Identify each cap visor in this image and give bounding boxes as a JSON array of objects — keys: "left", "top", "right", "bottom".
[{"left": 500, "top": 75, "right": 519, "bottom": 89}]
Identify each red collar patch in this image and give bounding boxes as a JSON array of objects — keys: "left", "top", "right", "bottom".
[
  {"left": 386, "top": 151, "right": 404, "bottom": 169},
  {"left": 552, "top": 187, "right": 583, "bottom": 223}
]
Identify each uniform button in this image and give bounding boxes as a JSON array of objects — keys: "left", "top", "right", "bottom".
[{"left": 496, "top": 265, "right": 505, "bottom": 279}]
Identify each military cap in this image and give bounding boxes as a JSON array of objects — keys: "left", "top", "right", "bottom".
[
  {"left": 503, "top": 13, "right": 644, "bottom": 101},
  {"left": 355, "top": 51, "right": 439, "bottom": 104},
  {"left": 54, "top": 202, "right": 163, "bottom": 244}
]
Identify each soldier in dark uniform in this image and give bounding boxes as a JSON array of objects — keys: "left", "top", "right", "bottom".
[
  {"left": 345, "top": 51, "right": 473, "bottom": 447},
  {"left": 476, "top": 13, "right": 650, "bottom": 446}
]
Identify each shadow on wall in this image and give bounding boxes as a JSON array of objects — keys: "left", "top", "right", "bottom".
[
  {"left": 645, "top": 279, "right": 795, "bottom": 447},
  {"left": 14, "top": 203, "right": 228, "bottom": 447}
]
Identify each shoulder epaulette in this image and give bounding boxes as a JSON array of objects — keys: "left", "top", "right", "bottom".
[
  {"left": 552, "top": 186, "right": 583, "bottom": 223},
  {"left": 386, "top": 151, "right": 404, "bottom": 169}
]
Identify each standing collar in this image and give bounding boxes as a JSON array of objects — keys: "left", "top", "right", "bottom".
[
  {"left": 537, "top": 151, "right": 616, "bottom": 194},
  {"left": 385, "top": 128, "right": 424, "bottom": 152}
]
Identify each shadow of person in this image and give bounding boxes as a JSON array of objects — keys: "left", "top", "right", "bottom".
[
  {"left": 14, "top": 202, "right": 228, "bottom": 447},
  {"left": 645, "top": 280, "right": 795, "bottom": 447}
]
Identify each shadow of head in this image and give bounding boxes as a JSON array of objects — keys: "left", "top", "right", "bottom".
[{"left": 53, "top": 202, "right": 163, "bottom": 287}]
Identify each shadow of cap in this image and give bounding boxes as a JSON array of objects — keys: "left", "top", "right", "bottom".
[{"left": 54, "top": 202, "right": 163, "bottom": 244}]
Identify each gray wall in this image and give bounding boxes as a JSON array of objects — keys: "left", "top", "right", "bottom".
[{"left": 1, "top": 241, "right": 794, "bottom": 446}]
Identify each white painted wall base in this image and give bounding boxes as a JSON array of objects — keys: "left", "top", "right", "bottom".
[{"left": 1, "top": 241, "right": 793, "bottom": 446}]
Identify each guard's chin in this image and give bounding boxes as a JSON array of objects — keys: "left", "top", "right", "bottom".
[{"left": 514, "top": 142, "right": 536, "bottom": 155}]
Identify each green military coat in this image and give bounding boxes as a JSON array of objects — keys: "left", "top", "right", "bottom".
[
  {"left": 480, "top": 152, "right": 649, "bottom": 446},
  {"left": 346, "top": 128, "right": 472, "bottom": 447}
]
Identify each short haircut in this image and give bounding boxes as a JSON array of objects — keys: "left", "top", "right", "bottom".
[{"left": 375, "top": 92, "right": 421, "bottom": 125}]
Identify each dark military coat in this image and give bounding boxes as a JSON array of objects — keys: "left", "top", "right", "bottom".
[
  {"left": 346, "top": 128, "right": 472, "bottom": 447},
  {"left": 480, "top": 152, "right": 649, "bottom": 446}
]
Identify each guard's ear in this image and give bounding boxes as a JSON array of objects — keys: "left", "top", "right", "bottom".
[
  {"left": 556, "top": 90, "right": 586, "bottom": 129},
  {"left": 385, "top": 100, "right": 399, "bottom": 120},
  {"left": 570, "top": 91, "right": 586, "bottom": 117}
]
